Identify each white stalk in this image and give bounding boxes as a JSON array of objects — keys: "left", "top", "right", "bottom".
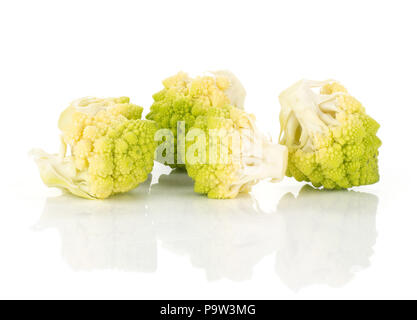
[
  {"left": 30, "top": 145, "right": 95, "bottom": 200},
  {"left": 210, "top": 70, "right": 246, "bottom": 109},
  {"left": 228, "top": 113, "right": 288, "bottom": 198},
  {"left": 279, "top": 79, "right": 344, "bottom": 151}
]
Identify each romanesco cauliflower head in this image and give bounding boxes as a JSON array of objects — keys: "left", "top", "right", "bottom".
[
  {"left": 186, "top": 105, "right": 288, "bottom": 199},
  {"left": 32, "top": 97, "right": 157, "bottom": 199},
  {"left": 146, "top": 71, "right": 246, "bottom": 168},
  {"left": 279, "top": 80, "right": 381, "bottom": 189}
]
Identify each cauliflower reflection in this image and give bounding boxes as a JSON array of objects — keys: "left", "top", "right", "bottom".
[
  {"left": 275, "top": 185, "right": 378, "bottom": 290},
  {"left": 37, "top": 170, "right": 378, "bottom": 289},
  {"left": 37, "top": 185, "right": 156, "bottom": 273},
  {"left": 149, "top": 171, "right": 283, "bottom": 281}
]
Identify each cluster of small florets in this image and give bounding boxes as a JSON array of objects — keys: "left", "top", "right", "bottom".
[
  {"left": 185, "top": 105, "right": 244, "bottom": 199},
  {"left": 146, "top": 72, "right": 236, "bottom": 167},
  {"left": 33, "top": 75, "right": 381, "bottom": 200},
  {"left": 33, "top": 97, "right": 157, "bottom": 200},
  {"left": 186, "top": 105, "right": 287, "bottom": 199},
  {"left": 283, "top": 82, "right": 381, "bottom": 189}
]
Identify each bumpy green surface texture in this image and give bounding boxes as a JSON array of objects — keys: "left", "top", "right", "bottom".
[
  {"left": 81, "top": 118, "right": 158, "bottom": 199},
  {"left": 284, "top": 83, "right": 382, "bottom": 189},
  {"left": 185, "top": 105, "right": 253, "bottom": 199},
  {"left": 35, "top": 97, "right": 158, "bottom": 199},
  {"left": 146, "top": 72, "right": 234, "bottom": 168}
]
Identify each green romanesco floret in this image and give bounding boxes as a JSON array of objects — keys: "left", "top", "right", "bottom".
[
  {"left": 146, "top": 71, "right": 246, "bottom": 168},
  {"left": 32, "top": 97, "right": 157, "bottom": 199},
  {"left": 279, "top": 80, "right": 382, "bottom": 189},
  {"left": 186, "top": 105, "right": 288, "bottom": 199}
]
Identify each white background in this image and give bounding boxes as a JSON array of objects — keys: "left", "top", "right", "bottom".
[{"left": 0, "top": 0, "right": 415, "bottom": 300}]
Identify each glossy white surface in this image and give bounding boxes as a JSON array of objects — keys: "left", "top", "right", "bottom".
[
  {"left": 38, "top": 170, "right": 379, "bottom": 287},
  {"left": 0, "top": 0, "right": 416, "bottom": 299}
]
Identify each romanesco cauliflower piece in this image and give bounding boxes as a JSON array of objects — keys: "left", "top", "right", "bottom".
[
  {"left": 32, "top": 97, "right": 157, "bottom": 199},
  {"left": 146, "top": 71, "right": 246, "bottom": 168},
  {"left": 279, "top": 80, "right": 381, "bottom": 189},
  {"left": 185, "top": 105, "right": 288, "bottom": 199}
]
